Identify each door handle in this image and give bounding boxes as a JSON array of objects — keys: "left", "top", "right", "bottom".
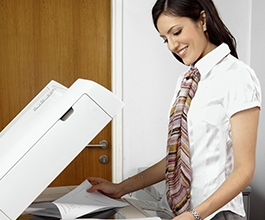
[{"left": 86, "top": 140, "right": 108, "bottom": 150}]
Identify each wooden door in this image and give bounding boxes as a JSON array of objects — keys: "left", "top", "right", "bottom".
[{"left": 0, "top": 0, "right": 112, "bottom": 186}]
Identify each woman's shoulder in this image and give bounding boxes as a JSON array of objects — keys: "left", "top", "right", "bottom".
[
  {"left": 219, "top": 55, "right": 262, "bottom": 116},
  {"left": 223, "top": 55, "right": 254, "bottom": 74},
  {"left": 215, "top": 55, "right": 258, "bottom": 84}
]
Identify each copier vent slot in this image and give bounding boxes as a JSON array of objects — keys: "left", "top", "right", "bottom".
[{"left": 60, "top": 107, "right": 74, "bottom": 121}]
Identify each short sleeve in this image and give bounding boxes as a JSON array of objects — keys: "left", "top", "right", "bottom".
[{"left": 223, "top": 66, "right": 262, "bottom": 118}]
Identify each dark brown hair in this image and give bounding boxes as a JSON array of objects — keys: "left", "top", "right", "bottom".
[{"left": 152, "top": 0, "right": 238, "bottom": 63}]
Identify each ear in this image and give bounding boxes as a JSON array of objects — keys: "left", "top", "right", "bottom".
[{"left": 200, "top": 10, "right": 207, "bottom": 31}]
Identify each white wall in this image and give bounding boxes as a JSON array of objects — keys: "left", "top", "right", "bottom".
[
  {"left": 212, "top": 1, "right": 252, "bottom": 64},
  {"left": 122, "top": 0, "right": 187, "bottom": 178},
  {"left": 249, "top": 1, "right": 265, "bottom": 219},
  {"left": 122, "top": 0, "right": 264, "bottom": 219}
]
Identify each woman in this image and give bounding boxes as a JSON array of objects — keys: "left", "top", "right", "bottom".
[{"left": 87, "top": 0, "right": 261, "bottom": 219}]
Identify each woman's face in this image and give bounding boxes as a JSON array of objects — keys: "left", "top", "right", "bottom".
[{"left": 157, "top": 12, "right": 216, "bottom": 65}]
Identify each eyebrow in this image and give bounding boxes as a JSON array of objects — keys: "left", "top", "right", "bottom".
[{"left": 159, "top": 24, "right": 181, "bottom": 38}]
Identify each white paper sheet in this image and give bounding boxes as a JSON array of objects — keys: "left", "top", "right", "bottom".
[{"left": 26, "top": 180, "right": 128, "bottom": 219}]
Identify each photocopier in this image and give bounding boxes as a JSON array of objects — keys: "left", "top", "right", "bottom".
[{"left": 0, "top": 79, "right": 124, "bottom": 220}]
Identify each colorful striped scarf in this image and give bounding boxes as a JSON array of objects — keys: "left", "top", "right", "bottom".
[{"left": 166, "top": 67, "right": 200, "bottom": 215}]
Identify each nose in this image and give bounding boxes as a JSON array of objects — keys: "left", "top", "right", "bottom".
[{"left": 167, "top": 38, "right": 179, "bottom": 53}]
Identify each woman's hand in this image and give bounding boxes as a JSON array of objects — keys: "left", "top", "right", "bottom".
[
  {"left": 86, "top": 177, "right": 122, "bottom": 199},
  {"left": 87, "top": 157, "right": 166, "bottom": 200}
]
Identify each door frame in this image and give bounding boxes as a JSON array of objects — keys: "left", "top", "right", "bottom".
[{"left": 111, "top": 0, "right": 123, "bottom": 183}]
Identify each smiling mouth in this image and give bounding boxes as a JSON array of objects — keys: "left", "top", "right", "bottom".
[{"left": 178, "top": 47, "right": 188, "bottom": 56}]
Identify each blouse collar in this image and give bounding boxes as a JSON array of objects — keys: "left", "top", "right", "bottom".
[{"left": 193, "top": 43, "right": 231, "bottom": 80}]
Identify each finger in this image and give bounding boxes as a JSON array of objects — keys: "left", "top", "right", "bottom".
[
  {"left": 87, "top": 177, "right": 102, "bottom": 184},
  {"left": 86, "top": 186, "right": 96, "bottom": 192},
  {"left": 86, "top": 184, "right": 102, "bottom": 193}
]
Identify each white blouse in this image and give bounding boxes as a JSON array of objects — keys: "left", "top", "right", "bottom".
[{"left": 170, "top": 43, "right": 261, "bottom": 219}]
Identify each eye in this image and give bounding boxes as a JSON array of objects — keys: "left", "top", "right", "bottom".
[
  {"left": 163, "top": 38, "right": 168, "bottom": 44},
  {"left": 173, "top": 29, "right": 182, "bottom": 36}
]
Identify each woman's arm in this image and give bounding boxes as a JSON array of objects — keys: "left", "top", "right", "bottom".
[
  {"left": 182, "top": 107, "right": 260, "bottom": 220},
  {"left": 87, "top": 157, "right": 166, "bottom": 198}
]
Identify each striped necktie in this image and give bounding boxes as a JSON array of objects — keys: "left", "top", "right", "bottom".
[{"left": 166, "top": 67, "right": 200, "bottom": 215}]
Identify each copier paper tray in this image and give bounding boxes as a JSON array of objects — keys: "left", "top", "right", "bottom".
[{"left": 0, "top": 79, "right": 124, "bottom": 220}]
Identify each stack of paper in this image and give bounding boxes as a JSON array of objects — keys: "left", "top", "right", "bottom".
[{"left": 26, "top": 180, "right": 128, "bottom": 219}]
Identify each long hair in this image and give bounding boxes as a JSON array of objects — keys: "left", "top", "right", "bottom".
[{"left": 152, "top": 0, "right": 238, "bottom": 63}]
